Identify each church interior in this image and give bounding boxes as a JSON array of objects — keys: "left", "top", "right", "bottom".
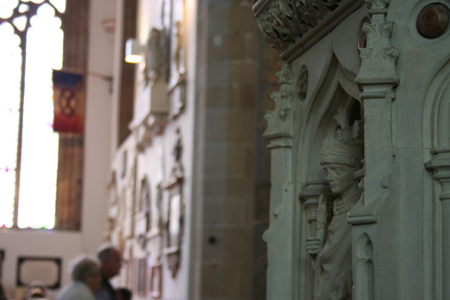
[
  {"left": 3, "top": 0, "right": 450, "bottom": 299},
  {"left": 0, "top": 0, "right": 276, "bottom": 299}
]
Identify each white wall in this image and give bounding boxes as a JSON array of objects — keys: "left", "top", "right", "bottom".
[
  {"left": 106, "top": 0, "right": 199, "bottom": 299},
  {"left": 0, "top": 1, "right": 115, "bottom": 299}
]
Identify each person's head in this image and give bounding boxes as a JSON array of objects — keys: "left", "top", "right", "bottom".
[
  {"left": 116, "top": 288, "right": 132, "bottom": 300},
  {"left": 26, "top": 281, "right": 47, "bottom": 299},
  {"left": 97, "top": 244, "right": 122, "bottom": 279},
  {"left": 70, "top": 255, "right": 102, "bottom": 293},
  {"left": 320, "top": 131, "right": 363, "bottom": 194}
]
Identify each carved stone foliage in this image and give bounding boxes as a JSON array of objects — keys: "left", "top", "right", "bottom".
[
  {"left": 264, "top": 63, "right": 294, "bottom": 140},
  {"left": 356, "top": 0, "right": 399, "bottom": 86},
  {"left": 352, "top": 0, "right": 397, "bottom": 219},
  {"left": 254, "top": 0, "right": 345, "bottom": 49}
]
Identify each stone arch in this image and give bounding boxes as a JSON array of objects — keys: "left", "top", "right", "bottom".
[
  {"left": 423, "top": 57, "right": 450, "bottom": 300},
  {"left": 355, "top": 233, "right": 374, "bottom": 300},
  {"left": 423, "top": 58, "right": 450, "bottom": 150},
  {"left": 297, "top": 53, "right": 364, "bottom": 299},
  {"left": 299, "top": 55, "right": 362, "bottom": 183}
]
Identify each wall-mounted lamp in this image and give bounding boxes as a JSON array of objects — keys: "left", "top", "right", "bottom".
[{"left": 125, "top": 38, "right": 144, "bottom": 64}]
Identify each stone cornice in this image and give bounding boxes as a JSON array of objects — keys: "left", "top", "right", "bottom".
[{"left": 253, "top": 0, "right": 364, "bottom": 60}]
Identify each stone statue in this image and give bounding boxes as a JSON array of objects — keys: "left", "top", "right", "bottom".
[
  {"left": 306, "top": 128, "right": 363, "bottom": 300},
  {"left": 144, "top": 28, "right": 167, "bottom": 85},
  {"left": 173, "top": 21, "right": 184, "bottom": 74}
]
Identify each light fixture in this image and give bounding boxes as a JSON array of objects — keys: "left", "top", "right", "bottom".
[{"left": 125, "top": 38, "right": 144, "bottom": 64}]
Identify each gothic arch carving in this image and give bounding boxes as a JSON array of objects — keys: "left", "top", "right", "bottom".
[
  {"left": 423, "top": 58, "right": 450, "bottom": 150},
  {"left": 355, "top": 233, "right": 374, "bottom": 300},
  {"left": 297, "top": 55, "right": 362, "bottom": 183},
  {"left": 297, "top": 52, "right": 363, "bottom": 299},
  {"left": 423, "top": 57, "right": 450, "bottom": 300}
]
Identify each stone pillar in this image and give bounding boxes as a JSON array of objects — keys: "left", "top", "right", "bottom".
[
  {"left": 193, "top": 0, "right": 258, "bottom": 299},
  {"left": 252, "top": 32, "right": 283, "bottom": 300},
  {"left": 262, "top": 63, "right": 296, "bottom": 300},
  {"left": 354, "top": 0, "right": 398, "bottom": 209},
  {"left": 425, "top": 149, "right": 450, "bottom": 299},
  {"left": 349, "top": 2, "right": 399, "bottom": 298}
]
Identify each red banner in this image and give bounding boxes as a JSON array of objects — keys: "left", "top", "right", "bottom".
[{"left": 52, "top": 70, "right": 84, "bottom": 134}]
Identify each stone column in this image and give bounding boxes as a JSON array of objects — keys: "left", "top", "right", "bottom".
[
  {"left": 425, "top": 149, "right": 450, "bottom": 299},
  {"left": 354, "top": 0, "right": 398, "bottom": 210},
  {"left": 299, "top": 181, "right": 333, "bottom": 246},
  {"left": 350, "top": 1, "right": 399, "bottom": 298},
  {"left": 262, "top": 63, "right": 297, "bottom": 300}
]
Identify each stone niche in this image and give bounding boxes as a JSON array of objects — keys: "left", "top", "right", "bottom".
[{"left": 254, "top": 0, "right": 450, "bottom": 299}]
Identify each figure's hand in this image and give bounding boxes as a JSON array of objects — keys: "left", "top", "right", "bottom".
[{"left": 306, "top": 237, "right": 323, "bottom": 256}]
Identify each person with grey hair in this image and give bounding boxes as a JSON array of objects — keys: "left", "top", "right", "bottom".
[
  {"left": 94, "top": 244, "right": 122, "bottom": 300},
  {"left": 56, "top": 255, "right": 102, "bottom": 300}
]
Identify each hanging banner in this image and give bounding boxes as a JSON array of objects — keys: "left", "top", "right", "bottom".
[{"left": 52, "top": 70, "right": 84, "bottom": 134}]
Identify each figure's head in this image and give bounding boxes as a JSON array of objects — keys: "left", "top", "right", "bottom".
[
  {"left": 320, "top": 131, "right": 363, "bottom": 194},
  {"left": 97, "top": 244, "right": 122, "bottom": 279},
  {"left": 322, "top": 164, "right": 358, "bottom": 194},
  {"left": 70, "top": 255, "right": 102, "bottom": 293}
]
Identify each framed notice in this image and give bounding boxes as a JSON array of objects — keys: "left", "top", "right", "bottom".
[
  {"left": 137, "top": 258, "right": 147, "bottom": 297},
  {"left": 16, "top": 257, "right": 62, "bottom": 289}
]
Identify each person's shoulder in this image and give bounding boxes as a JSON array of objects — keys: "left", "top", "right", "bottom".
[
  {"left": 56, "top": 282, "right": 95, "bottom": 300},
  {"left": 94, "top": 286, "right": 112, "bottom": 300}
]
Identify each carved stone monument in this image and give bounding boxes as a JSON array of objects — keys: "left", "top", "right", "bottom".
[{"left": 254, "top": 0, "right": 450, "bottom": 299}]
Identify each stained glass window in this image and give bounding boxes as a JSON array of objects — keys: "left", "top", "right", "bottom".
[{"left": 0, "top": 0, "right": 65, "bottom": 229}]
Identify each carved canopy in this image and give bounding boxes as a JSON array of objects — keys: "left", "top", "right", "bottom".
[{"left": 253, "top": 0, "right": 364, "bottom": 58}]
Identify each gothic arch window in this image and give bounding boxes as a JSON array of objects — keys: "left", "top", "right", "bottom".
[{"left": 0, "top": 0, "right": 71, "bottom": 229}]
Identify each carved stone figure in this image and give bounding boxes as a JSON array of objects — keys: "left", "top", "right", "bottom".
[
  {"left": 144, "top": 28, "right": 168, "bottom": 85},
  {"left": 173, "top": 21, "right": 184, "bottom": 74},
  {"left": 306, "top": 128, "right": 363, "bottom": 300}
]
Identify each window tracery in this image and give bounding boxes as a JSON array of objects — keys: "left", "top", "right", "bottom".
[{"left": 0, "top": 0, "right": 66, "bottom": 229}]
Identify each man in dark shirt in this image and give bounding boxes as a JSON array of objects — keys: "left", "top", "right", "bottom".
[{"left": 94, "top": 245, "right": 123, "bottom": 300}]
